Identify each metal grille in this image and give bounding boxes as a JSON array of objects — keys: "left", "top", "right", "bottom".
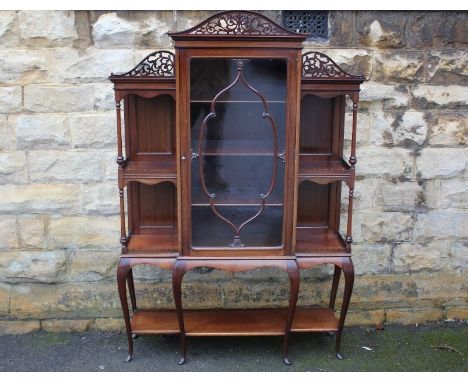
[{"left": 282, "top": 11, "right": 328, "bottom": 38}]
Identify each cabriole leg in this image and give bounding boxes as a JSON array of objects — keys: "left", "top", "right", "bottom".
[
  {"left": 335, "top": 258, "right": 354, "bottom": 360},
  {"left": 127, "top": 268, "right": 137, "bottom": 312},
  {"left": 117, "top": 258, "right": 133, "bottom": 362},
  {"left": 283, "top": 260, "right": 299, "bottom": 365},
  {"left": 173, "top": 260, "right": 187, "bottom": 365}
]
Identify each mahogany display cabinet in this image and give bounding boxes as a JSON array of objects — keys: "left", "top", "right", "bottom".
[{"left": 109, "top": 10, "right": 365, "bottom": 364}]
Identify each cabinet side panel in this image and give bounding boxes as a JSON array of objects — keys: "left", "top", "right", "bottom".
[
  {"left": 299, "top": 95, "right": 333, "bottom": 154},
  {"left": 297, "top": 182, "right": 330, "bottom": 227},
  {"left": 134, "top": 95, "right": 175, "bottom": 157},
  {"left": 133, "top": 182, "right": 177, "bottom": 234}
]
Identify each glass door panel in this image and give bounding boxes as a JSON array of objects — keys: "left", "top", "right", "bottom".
[{"left": 190, "top": 58, "right": 287, "bottom": 248}]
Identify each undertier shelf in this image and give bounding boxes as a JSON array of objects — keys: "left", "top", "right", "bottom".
[
  {"left": 299, "top": 155, "right": 351, "bottom": 182},
  {"left": 296, "top": 228, "right": 347, "bottom": 255},
  {"left": 131, "top": 307, "right": 339, "bottom": 336}
]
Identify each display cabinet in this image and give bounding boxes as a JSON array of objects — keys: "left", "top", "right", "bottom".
[{"left": 109, "top": 10, "right": 365, "bottom": 365}]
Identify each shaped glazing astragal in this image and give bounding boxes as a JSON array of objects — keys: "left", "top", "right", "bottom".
[{"left": 197, "top": 59, "right": 280, "bottom": 247}]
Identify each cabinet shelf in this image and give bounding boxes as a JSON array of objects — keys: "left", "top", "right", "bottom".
[
  {"left": 121, "top": 157, "right": 176, "bottom": 184},
  {"left": 126, "top": 232, "right": 178, "bottom": 254},
  {"left": 299, "top": 155, "right": 351, "bottom": 183},
  {"left": 131, "top": 307, "right": 338, "bottom": 336},
  {"left": 296, "top": 227, "right": 347, "bottom": 255}
]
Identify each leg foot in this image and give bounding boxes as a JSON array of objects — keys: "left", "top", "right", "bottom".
[
  {"left": 283, "top": 357, "right": 292, "bottom": 365},
  {"left": 132, "top": 333, "right": 138, "bottom": 339},
  {"left": 336, "top": 352, "right": 343, "bottom": 360},
  {"left": 178, "top": 356, "right": 185, "bottom": 365},
  {"left": 125, "top": 354, "right": 133, "bottom": 363}
]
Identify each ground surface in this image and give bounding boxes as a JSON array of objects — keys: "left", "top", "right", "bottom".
[{"left": 0, "top": 322, "right": 466, "bottom": 372}]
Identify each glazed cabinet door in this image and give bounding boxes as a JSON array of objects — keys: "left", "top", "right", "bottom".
[{"left": 182, "top": 56, "right": 291, "bottom": 255}]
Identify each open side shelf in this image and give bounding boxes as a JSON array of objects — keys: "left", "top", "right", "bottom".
[
  {"left": 131, "top": 307, "right": 339, "bottom": 336},
  {"left": 125, "top": 232, "right": 178, "bottom": 253},
  {"left": 296, "top": 227, "right": 347, "bottom": 255},
  {"left": 299, "top": 155, "right": 351, "bottom": 183},
  {"left": 121, "top": 157, "right": 177, "bottom": 183}
]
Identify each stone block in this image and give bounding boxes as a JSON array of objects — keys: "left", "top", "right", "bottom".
[
  {"left": 9, "top": 282, "right": 121, "bottom": 319},
  {"left": 92, "top": 11, "right": 175, "bottom": 49},
  {"left": 411, "top": 85, "right": 467, "bottom": 110},
  {"left": 356, "top": 11, "right": 407, "bottom": 48},
  {"left": 0, "top": 285, "right": 8, "bottom": 317},
  {"left": 386, "top": 308, "right": 444, "bottom": 325},
  {"left": 0, "top": 50, "right": 52, "bottom": 85},
  {"left": 0, "top": 87, "right": 22, "bottom": 113},
  {"left": 53, "top": 48, "right": 134, "bottom": 83},
  {"left": 446, "top": 307, "right": 468, "bottom": 321},
  {"left": 414, "top": 271, "right": 467, "bottom": 305},
  {"left": 319, "top": 49, "right": 372, "bottom": 79},
  {"left": 82, "top": 183, "right": 119, "bottom": 215},
  {"left": 413, "top": 211, "right": 467, "bottom": 241},
  {"left": 407, "top": 11, "right": 467, "bottom": 48},
  {"left": 379, "top": 181, "right": 422, "bottom": 212},
  {"left": 0, "top": 251, "right": 67, "bottom": 283},
  {"left": 24, "top": 85, "right": 94, "bottom": 113},
  {"left": 0, "top": 184, "right": 81, "bottom": 214},
  {"left": 373, "top": 51, "right": 425, "bottom": 83},
  {"left": 449, "top": 241, "right": 468, "bottom": 271},
  {"left": 0, "top": 11, "right": 20, "bottom": 47},
  {"left": 0, "top": 216, "right": 18, "bottom": 250},
  {"left": 344, "top": 111, "right": 370, "bottom": 145},
  {"left": 174, "top": 10, "right": 219, "bottom": 33},
  {"left": 29, "top": 150, "right": 102, "bottom": 183},
  {"left": 328, "top": 11, "right": 356, "bottom": 46},
  {"left": 18, "top": 11, "right": 78, "bottom": 47},
  {"left": 48, "top": 216, "right": 120, "bottom": 251},
  {"left": 0, "top": 152, "right": 28, "bottom": 185},
  {"left": 360, "top": 211, "right": 413, "bottom": 242},
  {"left": 357, "top": 148, "right": 414, "bottom": 179},
  {"left": 93, "top": 84, "right": 115, "bottom": 111},
  {"left": 360, "top": 83, "right": 409, "bottom": 110},
  {"left": 416, "top": 148, "right": 467, "bottom": 179},
  {"left": 12, "top": 114, "right": 71, "bottom": 149},
  {"left": 0, "top": 320, "right": 40, "bottom": 335},
  {"left": 103, "top": 151, "right": 118, "bottom": 180},
  {"left": 370, "top": 111, "right": 428, "bottom": 146},
  {"left": 352, "top": 243, "right": 392, "bottom": 275},
  {"left": 426, "top": 50, "right": 468, "bottom": 84},
  {"left": 427, "top": 111, "right": 467, "bottom": 146},
  {"left": 424, "top": 178, "right": 468, "bottom": 209},
  {"left": 393, "top": 241, "right": 451, "bottom": 273},
  {"left": 0, "top": 114, "right": 16, "bottom": 150},
  {"left": 341, "top": 178, "right": 381, "bottom": 211},
  {"left": 70, "top": 113, "right": 116, "bottom": 148},
  {"left": 345, "top": 309, "right": 385, "bottom": 326},
  {"left": 17, "top": 215, "right": 45, "bottom": 248},
  {"left": 42, "top": 319, "right": 92, "bottom": 332},
  {"left": 67, "top": 250, "right": 119, "bottom": 282},
  {"left": 93, "top": 318, "right": 125, "bottom": 331}
]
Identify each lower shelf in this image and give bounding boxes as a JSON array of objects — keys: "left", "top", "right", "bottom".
[
  {"left": 296, "top": 227, "right": 347, "bottom": 255},
  {"left": 131, "top": 307, "right": 338, "bottom": 336}
]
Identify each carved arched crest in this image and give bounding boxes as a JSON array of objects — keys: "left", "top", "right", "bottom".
[
  {"left": 302, "top": 51, "right": 365, "bottom": 81},
  {"left": 111, "top": 50, "right": 175, "bottom": 78}
]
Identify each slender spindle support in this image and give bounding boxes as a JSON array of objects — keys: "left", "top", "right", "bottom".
[
  {"left": 119, "top": 188, "right": 127, "bottom": 248},
  {"left": 115, "top": 100, "right": 125, "bottom": 167}
]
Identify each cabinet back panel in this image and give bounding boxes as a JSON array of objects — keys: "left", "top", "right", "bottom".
[
  {"left": 297, "top": 181, "right": 330, "bottom": 227},
  {"left": 132, "top": 95, "right": 175, "bottom": 157},
  {"left": 300, "top": 95, "right": 333, "bottom": 154},
  {"left": 130, "top": 182, "right": 177, "bottom": 234}
]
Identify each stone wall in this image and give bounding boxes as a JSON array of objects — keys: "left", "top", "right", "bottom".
[{"left": 0, "top": 10, "right": 466, "bottom": 334}]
